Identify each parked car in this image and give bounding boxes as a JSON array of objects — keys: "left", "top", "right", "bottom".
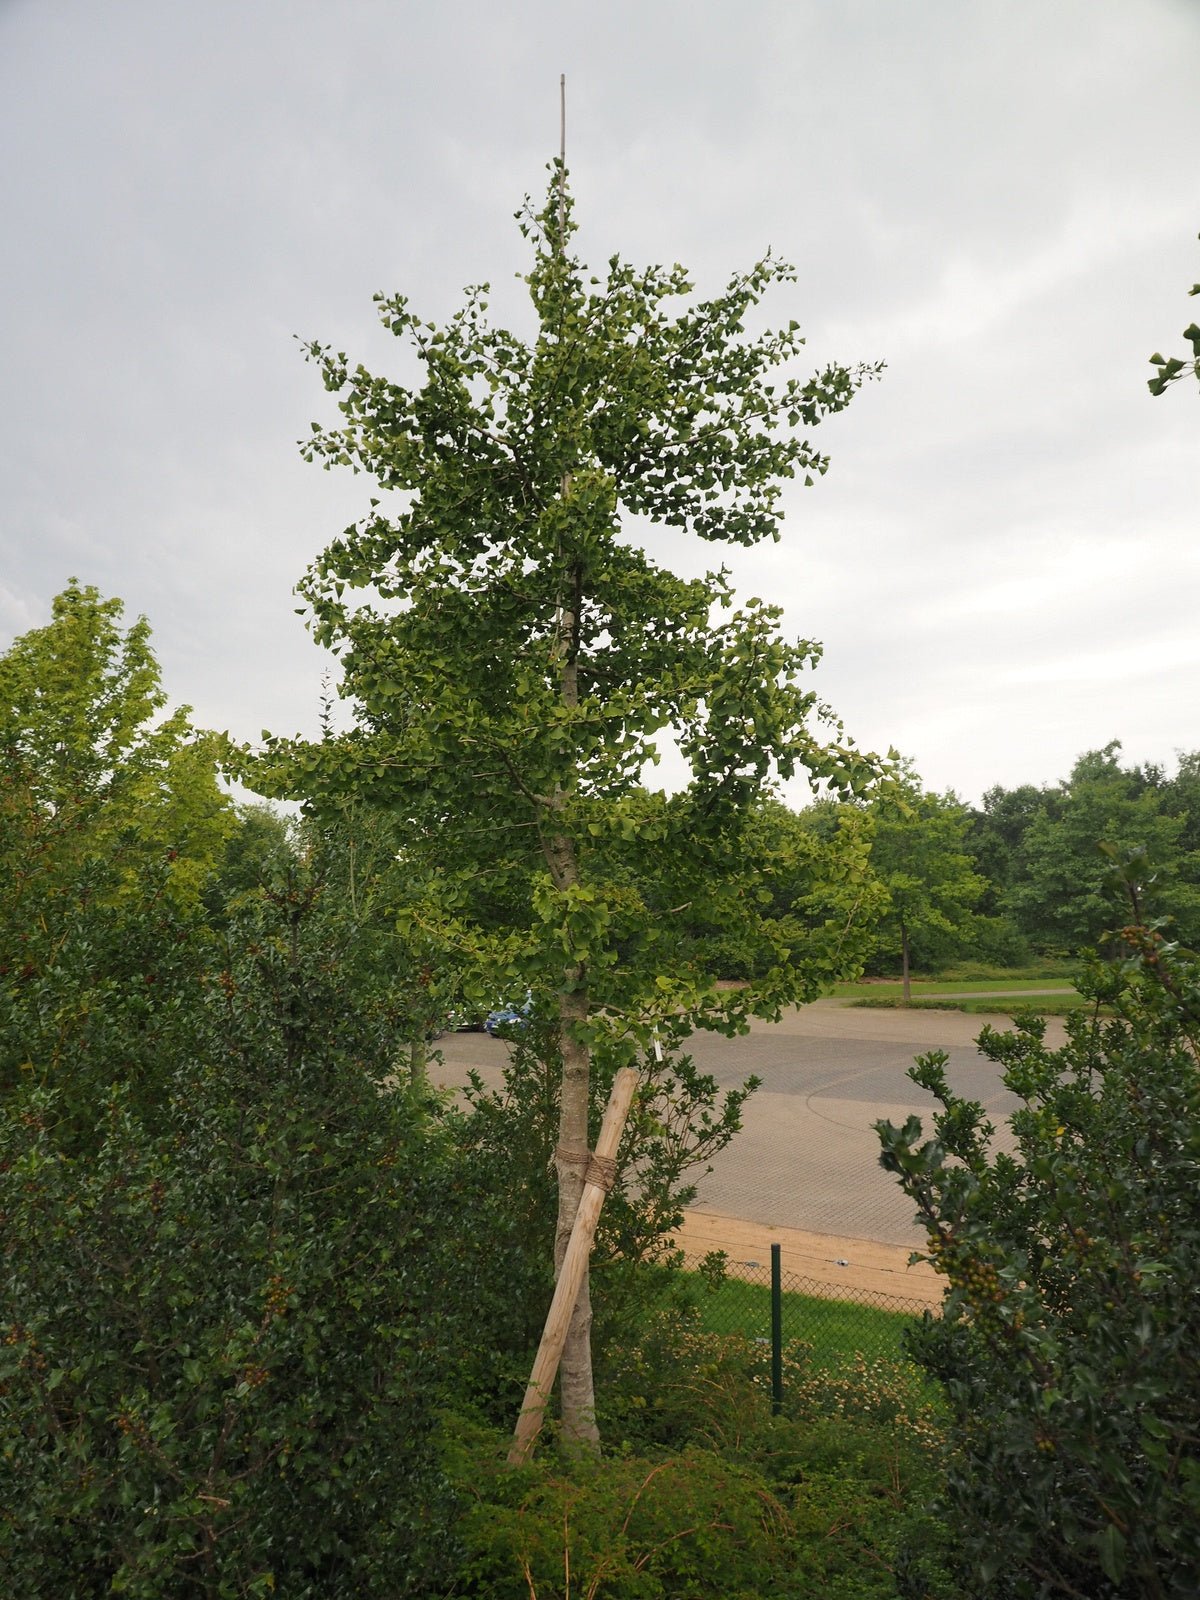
[{"left": 484, "top": 993, "right": 532, "bottom": 1037}]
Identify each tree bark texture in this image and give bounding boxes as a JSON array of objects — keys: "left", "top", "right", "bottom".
[
  {"left": 553, "top": 983, "right": 597, "bottom": 1450},
  {"left": 509, "top": 1066, "right": 636, "bottom": 1465}
]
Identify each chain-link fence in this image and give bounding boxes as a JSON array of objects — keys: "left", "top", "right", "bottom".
[{"left": 679, "top": 1246, "right": 938, "bottom": 1395}]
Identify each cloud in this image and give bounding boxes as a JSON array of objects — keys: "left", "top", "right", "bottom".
[{"left": 1, "top": 0, "right": 1198, "bottom": 812}]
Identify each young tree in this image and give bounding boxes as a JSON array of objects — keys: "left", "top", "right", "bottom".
[
  {"left": 868, "top": 777, "right": 985, "bottom": 1001},
  {"left": 253, "top": 168, "right": 884, "bottom": 1450}
]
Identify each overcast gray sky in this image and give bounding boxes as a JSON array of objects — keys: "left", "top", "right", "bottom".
[{"left": 2, "top": 0, "right": 1197, "bottom": 806}]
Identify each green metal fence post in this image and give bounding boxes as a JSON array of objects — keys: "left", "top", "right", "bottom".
[{"left": 770, "top": 1242, "right": 782, "bottom": 1416}]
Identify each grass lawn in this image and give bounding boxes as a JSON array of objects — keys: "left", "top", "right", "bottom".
[
  {"left": 687, "top": 1271, "right": 926, "bottom": 1373},
  {"left": 847, "top": 992, "right": 1105, "bottom": 1018},
  {"left": 831, "top": 976, "right": 1077, "bottom": 1001}
]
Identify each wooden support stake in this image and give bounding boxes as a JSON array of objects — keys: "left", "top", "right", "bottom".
[{"left": 508, "top": 1066, "right": 638, "bottom": 1466}]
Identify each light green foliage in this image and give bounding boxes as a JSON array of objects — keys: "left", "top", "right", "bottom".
[
  {"left": 877, "top": 913, "right": 1200, "bottom": 1596},
  {"left": 0, "top": 581, "right": 233, "bottom": 910},
  {"left": 1147, "top": 237, "right": 1200, "bottom": 395},
  {"left": 0, "top": 585, "right": 234, "bottom": 1134},
  {"left": 866, "top": 775, "right": 985, "bottom": 998},
  {"left": 251, "top": 167, "right": 885, "bottom": 1053},
  {"left": 693, "top": 796, "right": 885, "bottom": 982}
]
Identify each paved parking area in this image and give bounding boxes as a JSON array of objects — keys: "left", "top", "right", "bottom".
[{"left": 433, "top": 1001, "right": 1065, "bottom": 1251}]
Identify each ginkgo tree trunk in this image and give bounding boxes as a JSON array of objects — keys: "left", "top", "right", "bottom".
[{"left": 255, "top": 166, "right": 886, "bottom": 1451}]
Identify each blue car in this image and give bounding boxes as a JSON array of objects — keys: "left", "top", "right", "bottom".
[{"left": 484, "top": 994, "right": 532, "bottom": 1036}]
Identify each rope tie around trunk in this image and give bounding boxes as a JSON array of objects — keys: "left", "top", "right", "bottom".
[{"left": 555, "top": 1144, "right": 618, "bottom": 1192}]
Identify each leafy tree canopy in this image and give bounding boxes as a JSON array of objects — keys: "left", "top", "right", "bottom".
[
  {"left": 866, "top": 772, "right": 984, "bottom": 998},
  {"left": 250, "top": 173, "right": 887, "bottom": 1038},
  {"left": 0, "top": 580, "right": 233, "bottom": 911},
  {"left": 1003, "top": 741, "right": 1199, "bottom": 954},
  {"left": 246, "top": 167, "right": 889, "bottom": 1448}
]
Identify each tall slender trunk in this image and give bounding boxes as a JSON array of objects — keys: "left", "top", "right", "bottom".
[
  {"left": 540, "top": 538, "right": 600, "bottom": 1451},
  {"left": 901, "top": 918, "right": 911, "bottom": 1006},
  {"left": 542, "top": 813, "right": 597, "bottom": 1450},
  {"left": 554, "top": 981, "right": 598, "bottom": 1451}
]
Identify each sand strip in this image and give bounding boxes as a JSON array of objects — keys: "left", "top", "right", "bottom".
[{"left": 672, "top": 1207, "right": 943, "bottom": 1310}]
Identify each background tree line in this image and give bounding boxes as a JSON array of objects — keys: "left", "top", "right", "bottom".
[{"left": 744, "top": 742, "right": 1200, "bottom": 988}]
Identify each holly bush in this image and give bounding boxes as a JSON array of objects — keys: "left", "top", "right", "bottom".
[
  {"left": 0, "top": 853, "right": 216, "bottom": 1154},
  {"left": 878, "top": 928, "right": 1200, "bottom": 1597},
  {"left": 0, "top": 859, "right": 479, "bottom": 1598}
]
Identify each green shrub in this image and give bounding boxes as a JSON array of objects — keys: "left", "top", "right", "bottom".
[
  {"left": 596, "top": 1317, "right": 810, "bottom": 1456},
  {"left": 590, "top": 1313, "right": 952, "bottom": 1598},
  {"left": 0, "top": 1068, "right": 465, "bottom": 1598},
  {"left": 445, "top": 1364, "right": 953, "bottom": 1600},
  {"left": 0, "top": 859, "right": 482, "bottom": 1597},
  {"left": 446, "top": 1418, "right": 792, "bottom": 1600},
  {"left": 878, "top": 927, "right": 1200, "bottom": 1596},
  {"left": 0, "top": 854, "right": 218, "bottom": 1152}
]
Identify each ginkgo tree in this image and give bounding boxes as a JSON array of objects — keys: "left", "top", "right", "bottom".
[{"left": 254, "top": 168, "right": 887, "bottom": 1451}]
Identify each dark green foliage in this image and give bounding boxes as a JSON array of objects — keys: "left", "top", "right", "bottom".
[
  {"left": 448, "top": 1420, "right": 791, "bottom": 1600},
  {"left": 877, "top": 925, "right": 1200, "bottom": 1597},
  {"left": 966, "top": 745, "right": 1200, "bottom": 959},
  {"left": 962, "top": 912, "right": 1033, "bottom": 969},
  {"left": 1003, "top": 743, "right": 1198, "bottom": 955},
  {"left": 0, "top": 858, "right": 478, "bottom": 1597},
  {"left": 201, "top": 802, "right": 294, "bottom": 928},
  {"left": 1155, "top": 747, "right": 1200, "bottom": 861},
  {"left": 966, "top": 784, "right": 1045, "bottom": 921},
  {"left": 2, "top": 1082, "right": 459, "bottom": 1597},
  {"left": 866, "top": 778, "right": 984, "bottom": 993},
  {"left": 0, "top": 855, "right": 215, "bottom": 1152},
  {"left": 0, "top": 584, "right": 238, "bottom": 1152}
]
